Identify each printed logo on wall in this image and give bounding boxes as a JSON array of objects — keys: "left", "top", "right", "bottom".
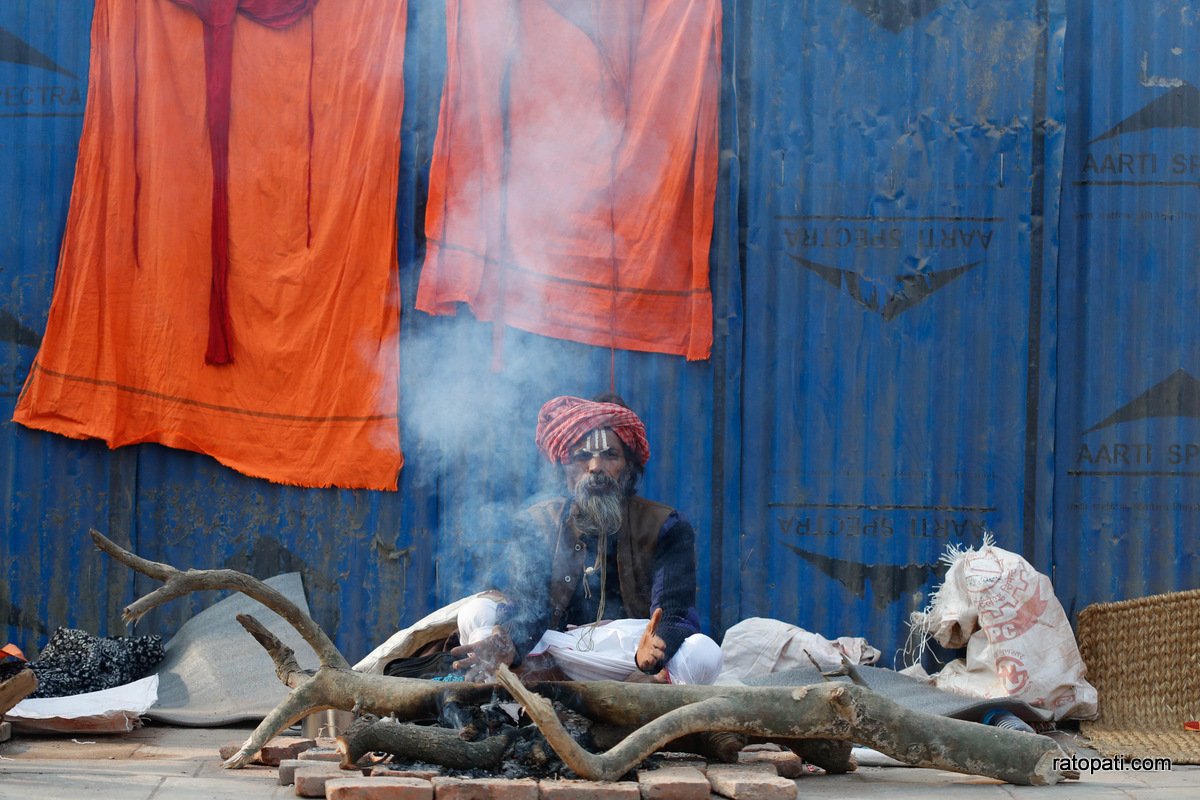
[
  {"left": 1078, "top": 65, "right": 1200, "bottom": 189},
  {"left": 1089, "top": 82, "right": 1199, "bottom": 145},
  {"left": 844, "top": 0, "right": 948, "bottom": 33},
  {"left": 771, "top": 500, "right": 994, "bottom": 608},
  {"left": 0, "top": 26, "right": 83, "bottom": 117},
  {"left": 1070, "top": 369, "right": 1200, "bottom": 477},
  {"left": 783, "top": 544, "right": 941, "bottom": 610},
  {"left": 777, "top": 214, "right": 994, "bottom": 320},
  {"left": 0, "top": 28, "right": 76, "bottom": 79}
]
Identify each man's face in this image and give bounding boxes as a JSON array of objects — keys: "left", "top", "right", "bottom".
[{"left": 564, "top": 428, "right": 628, "bottom": 493}]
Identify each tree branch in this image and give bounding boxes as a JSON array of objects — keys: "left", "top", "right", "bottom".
[{"left": 90, "top": 528, "right": 348, "bottom": 671}]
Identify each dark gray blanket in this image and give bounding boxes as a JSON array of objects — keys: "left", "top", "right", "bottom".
[
  {"left": 147, "top": 573, "right": 319, "bottom": 726},
  {"left": 745, "top": 664, "right": 1052, "bottom": 723}
]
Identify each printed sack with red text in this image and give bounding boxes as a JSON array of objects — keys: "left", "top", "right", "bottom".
[{"left": 910, "top": 537, "right": 1098, "bottom": 720}]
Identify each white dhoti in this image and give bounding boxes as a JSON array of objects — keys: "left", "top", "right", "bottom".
[{"left": 457, "top": 596, "right": 722, "bottom": 686}]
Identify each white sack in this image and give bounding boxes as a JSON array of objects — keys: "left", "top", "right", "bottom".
[
  {"left": 910, "top": 539, "right": 1097, "bottom": 720},
  {"left": 716, "top": 617, "right": 879, "bottom": 685}
]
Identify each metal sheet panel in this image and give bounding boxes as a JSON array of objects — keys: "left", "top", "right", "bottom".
[
  {"left": 732, "top": 0, "right": 1064, "bottom": 661},
  {"left": 0, "top": 1, "right": 134, "bottom": 645},
  {"left": 1055, "top": 0, "right": 1200, "bottom": 617}
]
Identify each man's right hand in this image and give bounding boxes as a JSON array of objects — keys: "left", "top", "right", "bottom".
[{"left": 449, "top": 627, "right": 517, "bottom": 683}]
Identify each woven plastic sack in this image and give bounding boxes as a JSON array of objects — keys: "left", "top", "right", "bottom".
[{"left": 910, "top": 538, "right": 1097, "bottom": 720}]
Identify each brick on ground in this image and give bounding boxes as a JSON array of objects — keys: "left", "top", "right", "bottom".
[
  {"left": 0, "top": 720, "right": 11, "bottom": 743},
  {"left": 650, "top": 754, "right": 708, "bottom": 772},
  {"left": 326, "top": 776, "right": 434, "bottom": 799},
  {"left": 369, "top": 766, "right": 441, "bottom": 780},
  {"left": 739, "top": 743, "right": 782, "bottom": 753},
  {"left": 280, "top": 758, "right": 323, "bottom": 785},
  {"left": 431, "top": 776, "right": 539, "bottom": 799},
  {"left": 261, "top": 736, "right": 318, "bottom": 766},
  {"left": 738, "top": 748, "right": 807, "bottom": 778},
  {"left": 219, "top": 740, "right": 263, "bottom": 764},
  {"left": 636, "top": 766, "right": 710, "bottom": 800},
  {"left": 706, "top": 765, "right": 797, "bottom": 800},
  {"left": 300, "top": 747, "right": 345, "bottom": 762},
  {"left": 296, "top": 763, "right": 364, "bottom": 797},
  {"left": 537, "top": 779, "right": 640, "bottom": 799}
]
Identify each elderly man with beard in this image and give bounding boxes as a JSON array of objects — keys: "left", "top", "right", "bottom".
[{"left": 451, "top": 394, "right": 722, "bottom": 685}]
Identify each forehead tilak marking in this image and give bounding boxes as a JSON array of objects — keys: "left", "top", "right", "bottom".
[{"left": 577, "top": 429, "right": 610, "bottom": 457}]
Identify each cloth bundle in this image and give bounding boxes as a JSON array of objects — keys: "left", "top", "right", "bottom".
[{"left": 27, "top": 628, "right": 165, "bottom": 699}]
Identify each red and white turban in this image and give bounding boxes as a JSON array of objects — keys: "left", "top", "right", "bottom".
[{"left": 535, "top": 396, "right": 650, "bottom": 466}]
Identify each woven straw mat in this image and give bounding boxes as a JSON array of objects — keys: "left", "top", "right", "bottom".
[{"left": 1078, "top": 588, "right": 1200, "bottom": 763}]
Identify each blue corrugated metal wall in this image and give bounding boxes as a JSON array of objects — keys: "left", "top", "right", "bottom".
[
  {"left": 0, "top": 0, "right": 1192, "bottom": 668},
  {"left": 1055, "top": 0, "right": 1200, "bottom": 619},
  {"left": 730, "top": 0, "right": 1064, "bottom": 661}
]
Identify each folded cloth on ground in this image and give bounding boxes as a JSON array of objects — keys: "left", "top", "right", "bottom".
[
  {"left": 6, "top": 674, "right": 158, "bottom": 734},
  {"left": 28, "top": 628, "right": 164, "bottom": 698},
  {"left": 716, "top": 616, "right": 880, "bottom": 685}
]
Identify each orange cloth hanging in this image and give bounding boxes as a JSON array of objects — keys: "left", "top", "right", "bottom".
[
  {"left": 12, "top": 0, "right": 407, "bottom": 490},
  {"left": 417, "top": 0, "right": 721, "bottom": 361}
]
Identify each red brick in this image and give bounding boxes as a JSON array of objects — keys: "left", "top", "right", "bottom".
[
  {"left": 278, "top": 758, "right": 307, "bottom": 785},
  {"left": 636, "top": 766, "right": 710, "bottom": 800},
  {"left": 370, "top": 766, "right": 441, "bottom": 780},
  {"left": 737, "top": 749, "right": 807, "bottom": 778},
  {"left": 300, "top": 747, "right": 345, "bottom": 762},
  {"left": 706, "top": 765, "right": 797, "bottom": 800},
  {"left": 260, "top": 736, "right": 317, "bottom": 766},
  {"left": 219, "top": 740, "right": 260, "bottom": 763},
  {"left": 297, "top": 764, "right": 360, "bottom": 797},
  {"left": 433, "top": 776, "right": 539, "bottom": 799},
  {"left": 538, "top": 779, "right": 640, "bottom": 799},
  {"left": 652, "top": 754, "right": 708, "bottom": 772},
  {"left": 326, "top": 776, "right": 434, "bottom": 800}
]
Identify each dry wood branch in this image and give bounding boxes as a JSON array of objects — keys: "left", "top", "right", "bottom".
[
  {"left": 337, "top": 716, "right": 512, "bottom": 769},
  {"left": 236, "top": 613, "right": 310, "bottom": 689},
  {"left": 93, "top": 536, "right": 1075, "bottom": 784},
  {"left": 497, "top": 665, "right": 1072, "bottom": 785},
  {"left": 90, "top": 528, "right": 347, "bottom": 671}
]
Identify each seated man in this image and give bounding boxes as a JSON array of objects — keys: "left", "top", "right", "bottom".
[{"left": 452, "top": 394, "right": 722, "bottom": 685}]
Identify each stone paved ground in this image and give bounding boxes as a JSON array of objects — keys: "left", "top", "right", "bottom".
[{"left": 1, "top": 723, "right": 1196, "bottom": 799}]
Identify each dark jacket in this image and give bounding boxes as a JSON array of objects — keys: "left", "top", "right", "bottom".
[{"left": 496, "top": 494, "right": 702, "bottom": 670}]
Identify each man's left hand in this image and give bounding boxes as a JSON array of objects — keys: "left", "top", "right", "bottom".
[
  {"left": 450, "top": 627, "right": 516, "bottom": 683},
  {"left": 635, "top": 607, "right": 666, "bottom": 673}
]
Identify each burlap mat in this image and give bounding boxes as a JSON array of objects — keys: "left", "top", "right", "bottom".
[{"left": 1078, "top": 588, "right": 1200, "bottom": 763}]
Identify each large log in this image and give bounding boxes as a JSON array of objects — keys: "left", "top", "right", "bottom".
[
  {"left": 496, "top": 665, "right": 1071, "bottom": 784},
  {"left": 336, "top": 715, "right": 514, "bottom": 769},
  {"left": 89, "top": 528, "right": 1075, "bottom": 784}
]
